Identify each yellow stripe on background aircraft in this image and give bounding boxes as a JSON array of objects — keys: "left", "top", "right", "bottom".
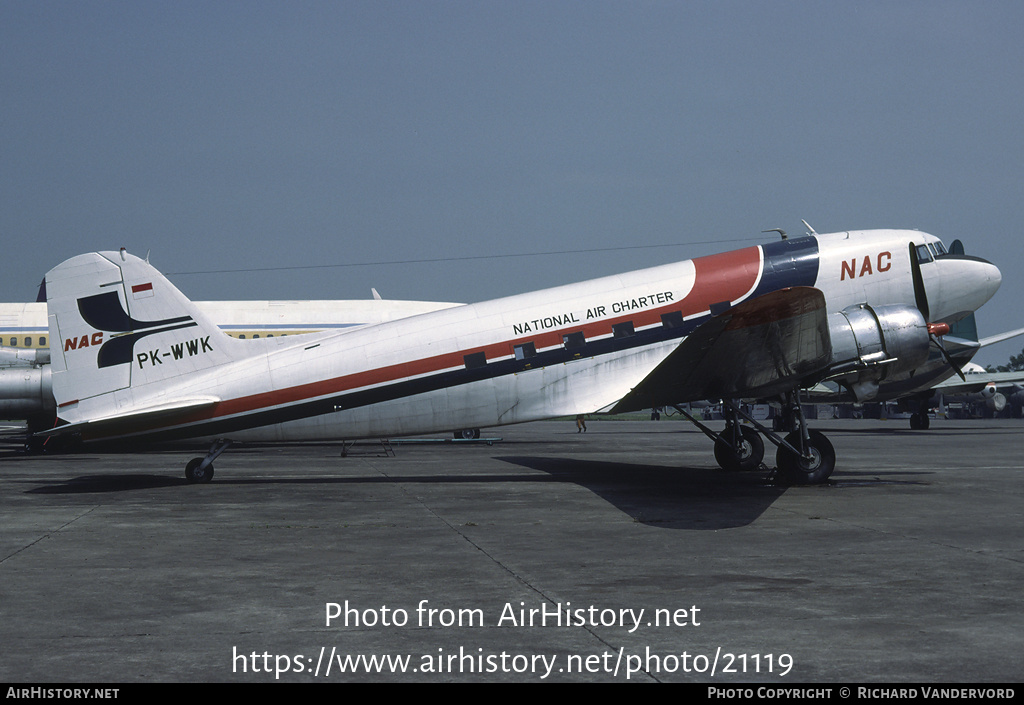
[
  {"left": 1, "top": 297, "right": 463, "bottom": 349},
  {"left": 15, "top": 227, "right": 1006, "bottom": 485}
]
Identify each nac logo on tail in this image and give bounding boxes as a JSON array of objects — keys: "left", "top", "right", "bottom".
[
  {"left": 64, "top": 332, "right": 104, "bottom": 351},
  {"left": 841, "top": 252, "right": 892, "bottom": 281},
  {"left": 65, "top": 290, "right": 200, "bottom": 368}
]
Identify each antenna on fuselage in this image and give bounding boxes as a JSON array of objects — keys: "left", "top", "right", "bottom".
[
  {"left": 762, "top": 228, "right": 787, "bottom": 240},
  {"left": 801, "top": 219, "right": 818, "bottom": 236}
]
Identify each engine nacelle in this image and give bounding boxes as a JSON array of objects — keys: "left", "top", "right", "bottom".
[
  {"left": 0, "top": 365, "right": 54, "bottom": 419},
  {"left": 1010, "top": 389, "right": 1024, "bottom": 418},
  {"left": 826, "top": 304, "right": 931, "bottom": 401},
  {"left": 987, "top": 392, "right": 1007, "bottom": 413},
  {"left": 0, "top": 347, "right": 50, "bottom": 368}
]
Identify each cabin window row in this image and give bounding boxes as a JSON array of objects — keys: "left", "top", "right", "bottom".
[
  {"left": 5, "top": 336, "right": 46, "bottom": 347},
  {"left": 464, "top": 313, "right": 684, "bottom": 369}
]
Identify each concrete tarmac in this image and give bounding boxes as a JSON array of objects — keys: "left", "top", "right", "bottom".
[{"left": 1, "top": 418, "right": 1021, "bottom": 683}]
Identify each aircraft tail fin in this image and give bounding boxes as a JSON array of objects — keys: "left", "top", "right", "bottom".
[{"left": 44, "top": 250, "right": 251, "bottom": 429}]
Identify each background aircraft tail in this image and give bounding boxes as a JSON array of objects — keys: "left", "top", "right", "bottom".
[{"left": 45, "top": 250, "right": 251, "bottom": 429}]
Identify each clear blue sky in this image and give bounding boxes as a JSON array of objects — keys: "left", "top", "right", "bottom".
[{"left": 3, "top": 1, "right": 1022, "bottom": 366}]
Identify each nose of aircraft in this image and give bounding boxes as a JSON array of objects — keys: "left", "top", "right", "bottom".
[
  {"left": 967, "top": 254, "right": 1001, "bottom": 303},
  {"left": 936, "top": 252, "right": 1002, "bottom": 319}
]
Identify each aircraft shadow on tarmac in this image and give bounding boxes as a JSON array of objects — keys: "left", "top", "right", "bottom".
[
  {"left": 24, "top": 472, "right": 196, "bottom": 493},
  {"left": 495, "top": 455, "right": 789, "bottom": 530},
  {"left": 18, "top": 447, "right": 930, "bottom": 529},
  {"left": 19, "top": 448, "right": 777, "bottom": 530},
  {"left": 824, "top": 425, "right": 1006, "bottom": 437},
  {"left": 23, "top": 459, "right": 783, "bottom": 530},
  {"left": 21, "top": 469, "right": 551, "bottom": 494}
]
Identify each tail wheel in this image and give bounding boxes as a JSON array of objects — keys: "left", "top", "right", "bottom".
[
  {"left": 714, "top": 426, "right": 765, "bottom": 471},
  {"left": 185, "top": 458, "right": 214, "bottom": 483},
  {"left": 776, "top": 430, "right": 835, "bottom": 485}
]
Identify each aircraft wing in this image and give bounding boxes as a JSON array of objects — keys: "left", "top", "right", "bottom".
[
  {"left": 609, "top": 287, "right": 831, "bottom": 413},
  {"left": 932, "top": 370, "right": 1024, "bottom": 395}
]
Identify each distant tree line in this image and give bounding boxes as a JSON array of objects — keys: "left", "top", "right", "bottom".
[{"left": 986, "top": 346, "right": 1024, "bottom": 373}]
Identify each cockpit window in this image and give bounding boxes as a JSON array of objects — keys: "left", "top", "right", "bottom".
[
  {"left": 915, "top": 244, "right": 933, "bottom": 264},
  {"left": 933, "top": 241, "right": 948, "bottom": 255}
]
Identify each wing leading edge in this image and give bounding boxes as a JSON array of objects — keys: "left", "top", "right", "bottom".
[{"left": 610, "top": 287, "right": 831, "bottom": 413}]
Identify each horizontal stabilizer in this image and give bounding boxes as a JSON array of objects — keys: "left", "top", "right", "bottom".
[
  {"left": 38, "top": 396, "right": 220, "bottom": 440},
  {"left": 610, "top": 287, "right": 831, "bottom": 412},
  {"left": 978, "top": 326, "right": 1024, "bottom": 348},
  {"left": 941, "top": 336, "right": 981, "bottom": 350},
  {"left": 938, "top": 313, "right": 1024, "bottom": 349}
]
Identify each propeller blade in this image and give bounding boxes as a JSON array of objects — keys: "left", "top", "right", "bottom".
[
  {"left": 909, "top": 243, "right": 930, "bottom": 320},
  {"left": 930, "top": 330, "right": 967, "bottom": 381}
]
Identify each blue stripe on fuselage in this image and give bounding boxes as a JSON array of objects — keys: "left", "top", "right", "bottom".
[{"left": 751, "top": 237, "right": 820, "bottom": 298}]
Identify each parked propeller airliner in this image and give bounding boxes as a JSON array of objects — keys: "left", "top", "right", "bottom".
[{"left": 38, "top": 228, "right": 1001, "bottom": 484}]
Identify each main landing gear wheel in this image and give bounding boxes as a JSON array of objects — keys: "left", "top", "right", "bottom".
[
  {"left": 185, "top": 457, "right": 215, "bottom": 483},
  {"left": 775, "top": 430, "right": 835, "bottom": 485},
  {"left": 714, "top": 426, "right": 765, "bottom": 471},
  {"left": 454, "top": 428, "right": 481, "bottom": 439},
  {"left": 909, "top": 412, "right": 930, "bottom": 430}
]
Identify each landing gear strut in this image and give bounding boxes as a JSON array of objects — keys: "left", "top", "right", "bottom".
[
  {"left": 674, "top": 393, "right": 836, "bottom": 485},
  {"left": 674, "top": 400, "right": 765, "bottom": 472},
  {"left": 713, "top": 403, "right": 765, "bottom": 471},
  {"left": 775, "top": 429, "right": 835, "bottom": 485},
  {"left": 771, "top": 394, "right": 835, "bottom": 485},
  {"left": 909, "top": 411, "right": 930, "bottom": 430},
  {"left": 908, "top": 393, "right": 931, "bottom": 430},
  {"left": 185, "top": 438, "right": 232, "bottom": 483}
]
